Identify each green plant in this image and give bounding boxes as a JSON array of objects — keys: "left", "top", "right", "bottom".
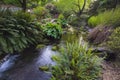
[
  {"left": 107, "top": 27, "right": 120, "bottom": 54},
  {"left": 14, "top": 11, "right": 35, "bottom": 22},
  {"left": 0, "top": 8, "right": 13, "bottom": 17},
  {"left": 45, "top": 3, "right": 58, "bottom": 15},
  {"left": 0, "top": 11, "right": 41, "bottom": 54},
  {"left": 41, "top": 22, "right": 62, "bottom": 39},
  {"left": 33, "top": 6, "right": 48, "bottom": 20},
  {"left": 51, "top": 38, "right": 102, "bottom": 80},
  {"left": 88, "top": 7, "right": 120, "bottom": 27},
  {"left": 57, "top": 14, "right": 67, "bottom": 27},
  {"left": 88, "top": 16, "right": 97, "bottom": 27}
]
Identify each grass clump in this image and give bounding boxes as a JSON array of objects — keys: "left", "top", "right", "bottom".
[
  {"left": 107, "top": 27, "right": 120, "bottom": 57},
  {"left": 51, "top": 38, "right": 102, "bottom": 80},
  {"left": 88, "top": 7, "right": 120, "bottom": 27}
]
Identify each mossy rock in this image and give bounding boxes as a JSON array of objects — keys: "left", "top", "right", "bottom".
[
  {"left": 39, "top": 66, "right": 49, "bottom": 71},
  {"left": 36, "top": 44, "right": 45, "bottom": 49},
  {"left": 52, "top": 45, "right": 59, "bottom": 51}
]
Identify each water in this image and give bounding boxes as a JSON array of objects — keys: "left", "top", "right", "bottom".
[
  {"left": 0, "top": 54, "right": 19, "bottom": 73},
  {"left": 0, "top": 46, "right": 56, "bottom": 80},
  {"left": 0, "top": 32, "right": 81, "bottom": 80}
]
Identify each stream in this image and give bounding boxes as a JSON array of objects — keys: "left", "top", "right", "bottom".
[{"left": 0, "top": 32, "right": 80, "bottom": 80}]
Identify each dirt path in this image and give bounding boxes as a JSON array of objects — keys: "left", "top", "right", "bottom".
[{"left": 102, "top": 61, "right": 120, "bottom": 80}]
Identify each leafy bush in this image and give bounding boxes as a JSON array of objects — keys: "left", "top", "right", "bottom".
[
  {"left": 54, "top": 0, "right": 75, "bottom": 18},
  {"left": 57, "top": 14, "right": 67, "bottom": 27},
  {"left": 0, "top": 8, "right": 13, "bottom": 17},
  {"left": 88, "top": 16, "right": 97, "bottom": 27},
  {"left": 41, "top": 22, "right": 62, "bottom": 39},
  {"left": 107, "top": 27, "right": 120, "bottom": 54},
  {"left": 88, "top": 7, "right": 120, "bottom": 27},
  {"left": 51, "top": 39, "right": 102, "bottom": 80},
  {"left": 45, "top": 3, "right": 58, "bottom": 15},
  {"left": 33, "top": 6, "right": 48, "bottom": 20},
  {"left": 0, "top": 11, "right": 41, "bottom": 54},
  {"left": 54, "top": 0, "right": 91, "bottom": 18},
  {"left": 14, "top": 11, "right": 35, "bottom": 22}
]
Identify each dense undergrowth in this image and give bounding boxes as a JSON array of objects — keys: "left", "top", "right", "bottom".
[
  {"left": 0, "top": 9, "right": 42, "bottom": 54},
  {"left": 88, "top": 7, "right": 120, "bottom": 27},
  {"left": 51, "top": 39, "right": 102, "bottom": 80},
  {"left": 106, "top": 27, "right": 120, "bottom": 58}
]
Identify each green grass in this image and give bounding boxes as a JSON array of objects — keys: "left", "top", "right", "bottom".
[
  {"left": 88, "top": 7, "right": 120, "bottom": 27},
  {"left": 51, "top": 38, "right": 102, "bottom": 80}
]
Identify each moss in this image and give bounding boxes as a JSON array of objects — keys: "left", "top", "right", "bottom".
[
  {"left": 39, "top": 66, "right": 49, "bottom": 71},
  {"left": 52, "top": 45, "right": 58, "bottom": 51},
  {"left": 36, "top": 44, "right": 45, "bottom": 49}
]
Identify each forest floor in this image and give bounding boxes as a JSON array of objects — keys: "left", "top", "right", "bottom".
[{"left": 102, "top": 61, "right": 120, "bottom": 80}]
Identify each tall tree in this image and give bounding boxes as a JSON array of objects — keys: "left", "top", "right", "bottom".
[{"left": 73, "top": 0, "right": 87, "bottom": 17}]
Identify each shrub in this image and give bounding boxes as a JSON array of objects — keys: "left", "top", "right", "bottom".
[
  {"left": 33, "top": 6, "right": 48, "bottom": 20},
  {"left": 0, "top": 11, "right": 41, "bottom": 54},
  {"left": 54, "top": 0, "right": 75, "bottom": 18},
  {"left": 51, "top": 39, "right": 102, "bottom": 80},
  {"left": 57, "top": 14, "right": 67, "bottom": 27},
  {"left": 88, "top": 16, "right": 97, "bottom": 27},
  {"left": 41, "top": 22, "right": 62, "bottom": 39},
  {"left": 45, "top": 3, "right": 58, "bottom": 15},
  {"left": 0, "top": 8, "right": 13, "bottom": 17},
  {"left": 14, "top": 11, "right": 35, "bottom": 22},
  {"left": 88, "top": 7, "right": 120, "bottom": 27},
  {"left": 107, "top": 27, "right": 120, "bottom": 54}
]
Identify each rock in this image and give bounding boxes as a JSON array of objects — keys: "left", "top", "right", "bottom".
[
  {"left": 39, "top": 66, "right": 49, "bottom": 71},
  {"left": 36, "top": 44, "right": 45, "bottom": 49},
  {"left": 52, "top": 46, "right": 58, "bottom": 51},
  {"left": 92, "top": 47, "right": 116, "bottom": 61}
]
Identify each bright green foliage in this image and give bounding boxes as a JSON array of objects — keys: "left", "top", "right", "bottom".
[
  {"left": 0, "top": 10, "right": 40, "bottom": 54},
  {"left": 54, "top": 0, "right": 91, "bottom": 18},
  {"left": 57, "top": 14, "right": 67, "bottom": 27},
  {"left": 54, "top": 0, "right": 75, "bottom": 17},
  {"left": 107, "top": 27, "right": 120, "bottom": 53},
  {"left": 51, "top": 39, "right": 102, "bottom": 80},
  {"left": 88, "top": 7, "right": 120, "bottom": 27},
  {"left": 41, "top": 22, "right": 62, "bottom": 39},
  {"left": 33, "top": 6, "right": 48, "bottom": 20},
  {"left": 88, "top": 16, "right": 97, "bottom": 27}
]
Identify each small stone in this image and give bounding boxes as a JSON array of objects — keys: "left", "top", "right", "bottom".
[
  {"left": 36, "top": 44, "right": 45, "bottom": 49},
  {"left": 52, "top": 46, "right": 58, "bottom": 51},
  {"left": 39, "top": 66, "right": 49, "bottom": 71}
]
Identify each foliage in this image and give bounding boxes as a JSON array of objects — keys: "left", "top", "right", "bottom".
[
  {"left": 45, "top": 3, "right": 58, "bottom": 15},
  {"left": 2, "top": 0, "right": 20, "bottom": 6},
  {"left": 107, "top": 27, "right": 120, "bottom": 54},
  {"left": 14, "top": 11, "right": 35, "bottom": 22},
  {"left": 0, "top": 10, "right": 41, "bottom": 54},
  {"left": 51, "top": 39, "right": 102, "bottom": 80},
  {"left": 33, "top": 6, "right": 48, "bottom": 20},
  {"left": 89, "top": 0, "right": 120, "bottom": 14},
  {"left": 54, "top": 0, "right": 91, "bottom": 18},
  {"left": 57, "top": 14, "right": 67, "bottom": 27},
  {"left": 88, "top": 7, "right": 120, "bottom": 27},
  {"left": 0, "top": 8, "right": 13, "bottom": 17},
  {"left": 41, "top": 22, "right": 62, "bottom": 39}
]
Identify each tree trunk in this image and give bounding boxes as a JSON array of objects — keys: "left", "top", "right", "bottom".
[
  {"left": 18, "top": 0, "right": 27, "bottom": 12},
  {"left": 22, "top": 0, "right": 27, "bottom": 11}
]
